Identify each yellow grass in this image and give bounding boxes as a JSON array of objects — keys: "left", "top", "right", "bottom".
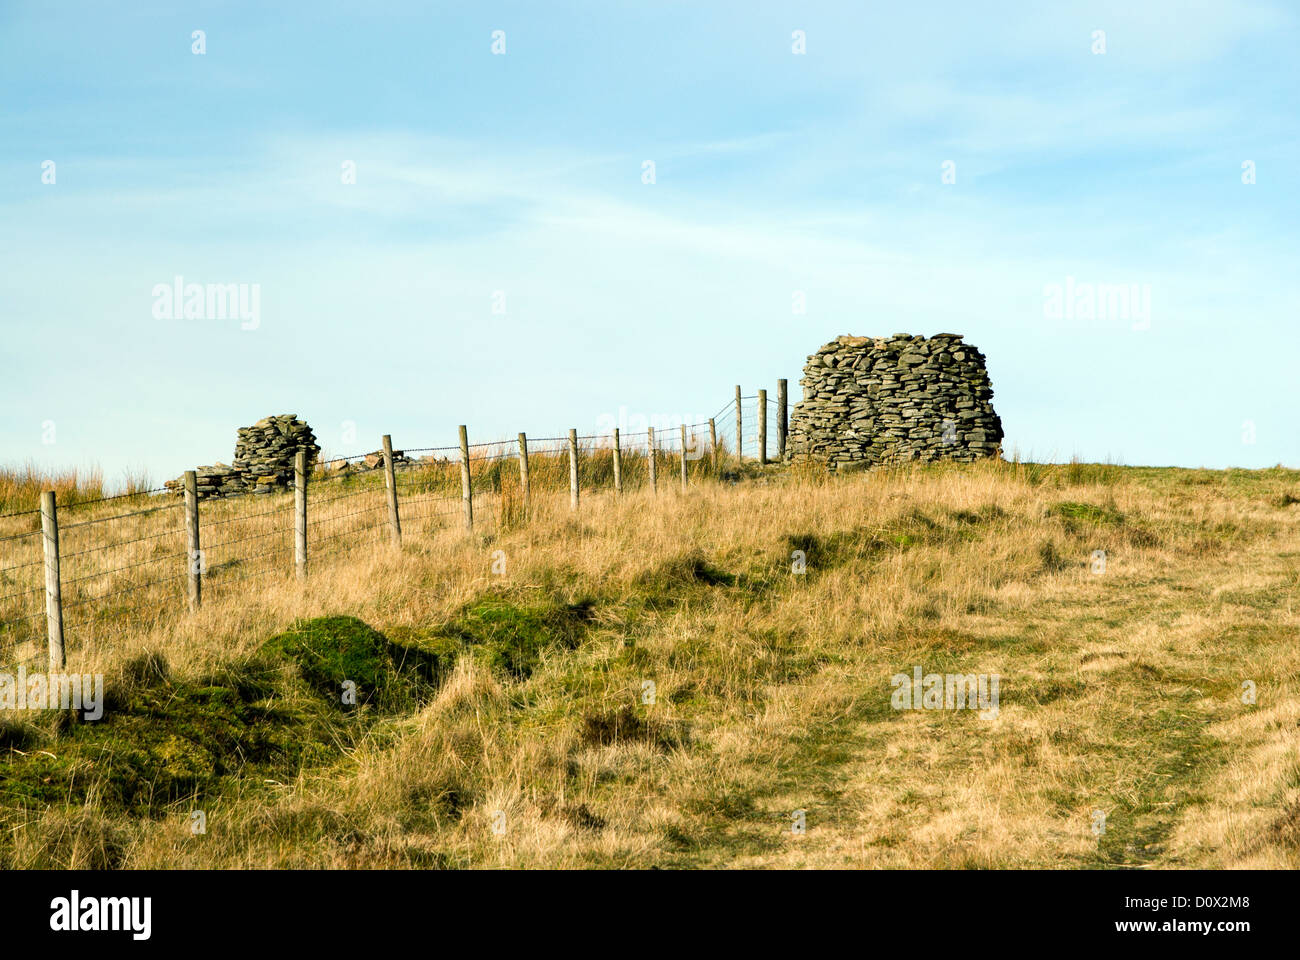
[
  {"left": 0, "top": 463, "right": 106, "bottom": 516},
  {"left": 2, "top": 455, "right": 1298, "bottom": 869}
]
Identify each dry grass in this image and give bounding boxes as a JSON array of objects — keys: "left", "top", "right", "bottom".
[
  {"left": 0, "top": 463, "right": 107, "bottom": 516},
  {"left": 2, "top": 455, "right": 1299, "bottom": 869},
  {"left": 0, "top": 461, "right": 158, "bottom": 516},
  {"left": 0, "top": 439, "right": 723, "bottom": 659}
]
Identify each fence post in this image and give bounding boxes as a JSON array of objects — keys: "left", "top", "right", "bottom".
[
  {"left": 40, "top": 490, "right": 64, "bottom": 670},
  {"left": 382, "top": 434, "right": 402, "bottom": 547},
  {"left": 777, "top": 378, "right": 788, "bottom": 461},
  {"left": 184, "top": 470, "right": 202, "bottom": 607},
  {"left": 680, "top": 423, "right": 688, "bottom": 492},
  {"left": 735, "top": 384, "right": 743, "bottom": 465},
  {"left": 709, "top": 418, "right": 718, "bottom": 471},
  {"left": 517, "top": 432, "right": 530, "bottom": 515},
  {"left": 459, "top": 425, "right": 473, "bottom": 532},
  {"left": 294, "top": 452, "right": 307, "bottom": 579},
  {"left": 758, "top": 388, "right": 768, "bottom": 466},
  {"left": 568, "top": 429, "right": 580, "bottom": 511},
  {"left": 613, "top": 428, "right": 623, "bottom": 495},
  {"left": 647, "top": 426, "right": 657, "bottom": 492}
]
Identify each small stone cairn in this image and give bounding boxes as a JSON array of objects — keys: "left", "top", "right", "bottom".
[{"left": 786, "top": 334, "right": 1003, "bottom": 471}]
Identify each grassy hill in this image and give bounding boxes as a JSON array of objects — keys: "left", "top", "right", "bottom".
[{"left": 2, "top": 458, "right": 1298, "bottom": 868}]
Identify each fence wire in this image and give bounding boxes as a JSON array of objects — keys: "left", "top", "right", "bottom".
[{"left": 1, "top": 392, "right": 796, "bottom": 664}]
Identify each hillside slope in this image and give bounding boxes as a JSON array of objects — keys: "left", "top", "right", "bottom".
[{"left": 3, "top": 460, "right": 1298, "bottom": 868}]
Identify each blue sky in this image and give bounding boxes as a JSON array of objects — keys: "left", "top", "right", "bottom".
[{"left": 2, "top": 0, "right": 1297, "bottom": 487}]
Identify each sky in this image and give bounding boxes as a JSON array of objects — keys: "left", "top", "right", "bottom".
[{"left": 1, "top": 0, "right": 1297, "bottom": 488}]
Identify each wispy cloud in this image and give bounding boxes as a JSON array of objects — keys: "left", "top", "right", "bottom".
[{"left": 0, "top": 1, "right": 1296, "bottom": 482}]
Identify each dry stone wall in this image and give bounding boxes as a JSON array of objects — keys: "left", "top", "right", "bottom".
[{"left": 787, "top": 334, "right": 1003, "bottom": 471}]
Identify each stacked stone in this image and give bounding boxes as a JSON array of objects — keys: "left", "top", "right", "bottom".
[
  {"left": 231, "top": 415, "right": 321, "bottom": 493},
  {"left": 191, "top": 463, "right": 246, "bottom": 499},
  {"left": 786, "top": 334, "right": 1003, "bottom": 471},
  {"left": 166, "top": 414, "right": 321, "bottom": 500},
  {"left": 327, "top": 449, "right": 417, "bottom": 473}
]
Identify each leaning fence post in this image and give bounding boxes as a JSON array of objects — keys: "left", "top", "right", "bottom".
[
  {"left": 294, "top": 452, "right": 308, "bottom": 579},
  {"left": 382, "top": 434, "right": 402, "bottom": 547},
  {"left": 612, "top": 428, "right": 623, "bottom": 495},
  {"left": 680, "top": 423, "right": 688, "bottom": 492},
  {"left": 735, "top": 384, "right": 743, "bottom": 465},
  {"left": 568, "top": 429, "right": 580, "bottom": 510},
  {"left": 184, "top": 470, "right": 203, "bottom": 606},
  {"left": 647, "top": 427, "right": 657, "bottom": 492},
  {"left": 517, "top": 432, "right": 530, "bottom": 515},
  {"left": 709, "top": 418, "right": 718, "bottom": 472},
  {"left": 777, "top": 378, "right": 788, "bottom": 460},
  {"left": 40, "top": 490, "right": 64, "bottom": 670},
  {"left": 459, "top": 425, "right": 473, "bottom": 532},
  {"left": 758, "top": 388, "right": 768, "bottom": 466}
]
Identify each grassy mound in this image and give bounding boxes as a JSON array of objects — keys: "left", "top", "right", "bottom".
[
  {"left": 423, "top": 595, "right": 595, "bottom": 679},
  {"left": 0, "top": 616, "right": 441, "bottom": 822},
  {"left": 262, "top": 615, "right": 442, "bottom": 710}
]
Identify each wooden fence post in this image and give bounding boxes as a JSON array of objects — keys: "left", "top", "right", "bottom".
[
  {"left": 777, "top": 378, "right": 788, "bottom": 461},
  {"left": 735, "top": 384, "right": 743, "bottom": 465},
  {"left": 517, "top": 432, "right": 530, "bottom": 515},
  {"left": 459, "top": 425, "right": 473, "bottom": 532},
  {"left": 709, "top": 418, "right": 718, "bottom": 471},
  {"left": 40, "top": 490, "right": 64, "bottom": 670},
  {"left": 758, "top": 389, "right": 768, "bottom": 465},
  {"left": 294, "top": 452, "right": 307, "bottom": 579},
  {"left": 184, "top": 470, "right": 202, "bottom": 607},
  {"left": 382, "top": 434, "right": 401, "bottom": 547},
  {"left": 568, "top": 429, "right": 580, "bottom": 511},
  {"left": 680, "top": 423, "right": 688, "bottom": 492},
  {"left": 647, "top": 426, "right": 657, "bottom": 492},
  {"left": 612, "top": 428, "right": 623, "bottom": 495}
]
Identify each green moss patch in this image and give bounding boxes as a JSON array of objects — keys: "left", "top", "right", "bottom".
[
  {"left": 263, "top": 615, "right": 441, "bottom": 711},
  {"left": 0, "top": 617, "right": 441, "bottom": 819},
  {"left": 1049, "top": 500, "right": 1125, "bottom": 526},
  {"left": 435, "top": 595, "right": 595, "bottom": 679}
]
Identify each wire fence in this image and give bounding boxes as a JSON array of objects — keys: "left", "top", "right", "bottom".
[{"left": 0, "top": 387, "right": 796, "bottom": 669}]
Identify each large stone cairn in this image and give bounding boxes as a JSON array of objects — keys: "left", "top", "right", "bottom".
[
  {"left": 166, "top": 415, "right": 321, "bottom": 500},
  {"left": 786, "top": 334, "right": 1003, "bottom": 471}
]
